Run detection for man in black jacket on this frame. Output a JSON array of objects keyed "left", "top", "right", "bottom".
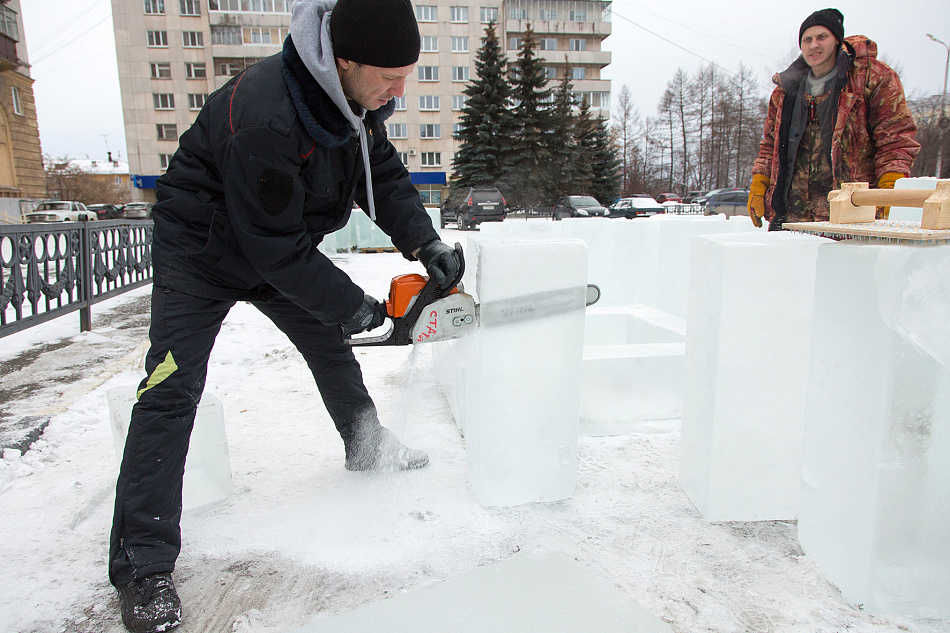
[{"left": 110, "top": 0, "right": 459, "bottom": 630}]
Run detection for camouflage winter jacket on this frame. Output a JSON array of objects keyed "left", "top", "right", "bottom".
[{"left": 751, "top": 36, "right": 920, "bottom": 223}]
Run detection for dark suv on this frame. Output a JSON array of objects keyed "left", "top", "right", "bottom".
[
  {"left": 552, "top": 195, "right": 609, "bottom": 220},
  {"left": 440, "top": 187, "right": 507, "bottom": 230},
  {"left": 701, "top": 189, "right": 750, "bottom": 218}
]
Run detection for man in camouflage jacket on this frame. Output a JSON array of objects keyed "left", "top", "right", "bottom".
[{"left": 748, "top": 8, "right": 919, "bottom": 229}]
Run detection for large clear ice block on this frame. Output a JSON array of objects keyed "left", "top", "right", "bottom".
[{"left": 799, "top": 242, "right": 950, "bottom": 618}]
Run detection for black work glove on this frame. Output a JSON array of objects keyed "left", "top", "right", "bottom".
[
  {"left": 417, "top": 240, "right": 460, "bottom": 286},
  {"left": 341, "top": 294, "right": 386, "bottom": 336}
]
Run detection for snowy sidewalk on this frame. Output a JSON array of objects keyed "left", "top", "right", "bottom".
[{"left": 0, "top": 250, "right": 946, "bottom": 633}]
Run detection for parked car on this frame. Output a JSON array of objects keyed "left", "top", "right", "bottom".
[
  {"left": 683, "top": 190, "right": 710, "bottom": 204},
  {"left": 552, "top": 196, "right": 609, "bottom": 220},
  {"left": 701, "top": 189, "right": 750, "bottom": 218},
  {"left": 24, "top": 201, "right": 96, "bottom": 223},
  {"left": 440, "top": 186, "right": 507, "bottom": 230},
  {"left": 655, "top": 193, "right": 682, "bottom": 204},
  {"left": 608, "top": 196, "right": 666, "bottom": 219},
  {"left": 87, "top": 203, "right": 123, "bottom": 220},
  {"left": 121, "top": 202, "right": 154, "bottom": 220}
]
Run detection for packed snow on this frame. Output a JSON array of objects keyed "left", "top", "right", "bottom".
[{"left": 1, "top": 228, "right": 948, "bottom": 633}]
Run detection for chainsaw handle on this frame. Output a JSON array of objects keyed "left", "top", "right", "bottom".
[
  {"left": 442, "top": 242, "right": 465, "bottom": 295},
  {"left": 344, "top": 243, "right": 466, "bottom": 347}
]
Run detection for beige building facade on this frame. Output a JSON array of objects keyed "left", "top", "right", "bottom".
[
  {"left": 0, "top": 0, "right": 48, "bottom": 217},
  {"left": 111, "top": 0, "right": 611, "bottom": 204}
]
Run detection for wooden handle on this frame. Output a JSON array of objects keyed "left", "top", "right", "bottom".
[{"left": 827, "top": 188, "right": 934, "bottom": 208}]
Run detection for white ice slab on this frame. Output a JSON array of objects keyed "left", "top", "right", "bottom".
[
  {"left": 799, "top": 241, "right": 950, "bottom": 619},
  {"left": 291, "top": 550, "right": 672, "bottom": 633},
  {"left": 108, "top": 387, "right": 233, "bottom": 509},
  {"left": 581, "top": 306, "right": 686, "bottom": 435},
  {"left": 464, "top": 236, "right": 587, "bottom": 506},
  {"left": 679, "top": 231, "right": 825, "bottom": 522}
]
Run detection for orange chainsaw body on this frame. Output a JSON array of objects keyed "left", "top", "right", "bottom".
[{"left": 386, "top": 273, "right": 459, "bottom": 318}]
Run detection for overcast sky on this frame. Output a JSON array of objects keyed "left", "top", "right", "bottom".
[{"left": 21, "top": 0, "right": 950, "bottom": 162}]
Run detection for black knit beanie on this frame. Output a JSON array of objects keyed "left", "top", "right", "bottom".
[
  {"left": 799, "top": 8, "right": 844, "bottom": 46},
  {"left": 330, "top": 0, "right": 421, "bottom": 68}
]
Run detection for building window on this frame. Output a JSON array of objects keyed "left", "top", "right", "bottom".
[
  {"left": 388, "top": 123, "right": 407, "bottom": 138},
  {"left": 572, "top": 67, "right": 586, "bottom": 80},
  {"left": 179, "top": 0, "right": 200, "bottom": 15},
  {"left": 211, "top": 26, "right": 242, "bottom": 45},
  {"left": 397, "top": 151, "right": 409, "bottom": 166},
  {"left": 451, "top": 37, "right": 468, "bottom": 52},
  {"left": 182, "top": 31, "right": 204, "bottom": 47},
  {"left": 570, "top": 9, "right": 587, "bottom": 21},
  {"left": 419, "top": 124, "right": 441, "bottom": 139},
  {"left": 11, "top": 86, "right": 21, "bottom": 115},
  {"left": 452, "top": 95, "right": 467, "bottom": 110},
  {"left": 144, "top": 0, "right": 165, "bottom": 15},
  {"left": 480, "top": 7, "right": 497, "bottom": 23},
  {"left": 450, "top": 6, "right": 467, "bottom": 22},
  {"left": 185, "top": 62, "right": 206, "bottom": 78},
  {"left": 160, "top": 154, "right": 174, "bottom": 170},
  {"left": 419, "top": 95, "right": 440, "bottom": 111},
  {"left": 243, "top": 26, "right": 287, "bottom": 44},
  {"left": 418, "top": 66, "right": 439, "bottom": 82},
  {"left": 147, "top": 30, "right": 168, "bottom": 47},
  {"left": 539, "top": 9, "right": 557, "bottom": 20},
  {"left": 543, "top": 67, "right": 557, "bottom": 79},
  {"left": 570, "top": 39, "right": 586, "bottom": 51},
  {"left": 451, "top": 66, "right": 469, "bottom": 82},
  {"left": 0, "top": 5, "right": 20, "bottom": 41},
  {"left": 415, "top": 5, "right": 437, "bottom": 21},
  {"left": 453, "top": 123, "right": 463, "bottom": 136},
  {"left": 156, "top": 123, "right": 178, "bottom": 140},
  {"left": 209, "top": 0, "right": 239, "bottom": 8},
  {"left": 421, "top": 152, "right": 441, "bottom": 167},
  {"left": 188, "top": 93, "right": 208, "bottom": 109},
  {"left": 153, "top": 93, "right": 175, "bottom": 109},
  {"left": 510, "top": 8, "right": 527, "bottom": 19},
  {"left": 509, "top": 37, "right": 521, "bottom": 50},
  {"left": 539, "top": 38, "right": 557, "bottom": 50},
  {"left": 393, "top": 96, "right": 406, "bottom": 111},
  {"left": 217, "top": 60, "right": 244, "bottom": 75},
  {"left": 150, "top": 62, "right": 172, "bottom": 78},
  {"left": 421, "top": 36, "right": 438, "bottom": 52}
]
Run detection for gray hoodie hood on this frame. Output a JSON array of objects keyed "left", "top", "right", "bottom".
[{"left": 289, "top": 0, "right": 379, "bottom": 220}]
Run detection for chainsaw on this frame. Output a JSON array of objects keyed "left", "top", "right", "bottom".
[{"left": 343, "top": 242, "right": 600, "bottom": 347}]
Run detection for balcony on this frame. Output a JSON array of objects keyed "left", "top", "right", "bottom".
[
  {"left": 505, "top": 19, "right": 611, "bottom": 38},
  {"left": 0, "top": 33, "right": 18, "bottom": 71}
]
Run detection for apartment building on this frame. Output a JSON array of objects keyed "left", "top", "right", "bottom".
[
  {"left": 111, "top": 0, "right": 611, "bottom": 204},
  {"left": 0, "top": 0, "right": 48, "bottom": 216}
]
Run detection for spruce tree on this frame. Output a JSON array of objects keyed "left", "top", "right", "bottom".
[
  {"left": 590, "top": 109, "right": 622, "bottom": 204},
  {"left": 506, "top": 25, "right": 555, "bottom": 209},
  {"left": 549, "top": 65, "right": 579, "bottom": 198},
  {"left": 576, "top": 98, "right": 620, "bottom": 205},
  {"left": 451, "top": 22, "right": 515, "bottom": 192}
]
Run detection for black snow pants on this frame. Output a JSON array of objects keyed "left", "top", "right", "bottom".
[{"left": 109, "top": 285, "right": 379, "bottom": 587}]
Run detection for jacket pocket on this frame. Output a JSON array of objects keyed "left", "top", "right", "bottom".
[{"left": 188, "top": 206, "right": 230, "bottom": 267}]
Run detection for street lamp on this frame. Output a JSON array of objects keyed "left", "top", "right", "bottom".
[{"left": 927, "top": 33, "right": 949, "bottom": 178}]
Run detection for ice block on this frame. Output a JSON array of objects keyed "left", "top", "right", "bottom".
[
  {"left": 108, "top": 387, "right": 233, "bottom": 509},
  {"left": 679, "top": 231, "right": 824, "bottom": 521},
  {"left": 799, "top": 241, "right": 950, "bottom": 618}
]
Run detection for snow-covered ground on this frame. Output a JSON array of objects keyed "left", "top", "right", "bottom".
[{"left": 1, "top": 232, "right": 948, "bottom": 633}]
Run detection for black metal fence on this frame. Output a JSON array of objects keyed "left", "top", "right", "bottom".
[{"left": 0, "top": 219, "right": 153, "bottom": 338}]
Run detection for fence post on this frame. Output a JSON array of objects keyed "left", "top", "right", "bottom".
[{"left": 79, "top": 218, "right": 93, "bottom": 332}]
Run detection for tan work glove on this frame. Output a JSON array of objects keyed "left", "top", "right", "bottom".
[
  {"left": 748, "top": 173, "right": 770, "bottom": 228},
  {"left": 875, "top": 172, "right": 902, "bottom": 220}
]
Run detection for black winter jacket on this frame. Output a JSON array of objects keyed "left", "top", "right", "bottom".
[{"left": 151, "top": 41, "right": 438, "bottom": 325}]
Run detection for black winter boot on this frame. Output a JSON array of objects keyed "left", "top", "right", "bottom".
[
  {"left": 345, "top": 426, "right": 429, "bottom": 471},
  {"left": 117, "top": 572, "right": 182, "bottom": 633}
]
